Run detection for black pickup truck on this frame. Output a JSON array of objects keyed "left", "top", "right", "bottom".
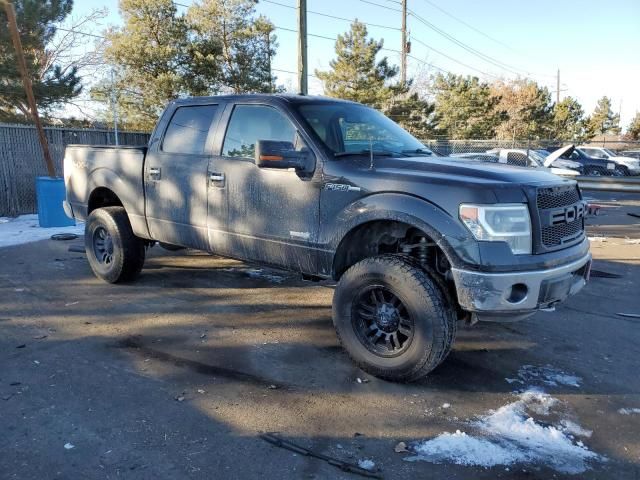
[{"left": 63, "top": 94, "right": 591, "bottom": 382}]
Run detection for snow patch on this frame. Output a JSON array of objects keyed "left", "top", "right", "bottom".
[
  {"left": 0, "top": 215, "right": 84, "bottom": 248},
  {"left": 517, "top": 364, "right": 581, "bottom": 388},
  {"left": 618, "top": 408, "right": 640, "bottom": 415},
  {"left": 587, "top": 236, "right": 608, "bottom": 242},
  {"left": 624, "top": 239, "right": 640, "bottom": 244},
  {"left": 357, "top": 459, "right": 375, "bottom": 471},
  {"left": 406, "top": 389, "right": 601, "bottom": 474},
  {"left": 561, "top": 420, "right": 592, "bottom": 438}
]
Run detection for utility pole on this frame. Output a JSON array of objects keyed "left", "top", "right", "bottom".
[
  {"left": 297, "top": 0, "right": 308, "bottom": 95},
  {"left": 2, "top": 0, "right": 56, "bottom": 177},
  {"left": 556, "top": 68, "right": 560, "bottom": 104},
  {"left": 401, "top": 0, "right": 408, "bottom": 86},
  {"left": 110, "top": 69, "right": 119, "bottom": 146}
]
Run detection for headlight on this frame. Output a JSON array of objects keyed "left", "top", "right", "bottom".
[{"left": 459, "top": 204, "right": 532, "bottom": 254}]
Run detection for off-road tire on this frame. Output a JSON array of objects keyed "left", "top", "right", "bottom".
[
  {"left": 614, "top": 165, "right": 629, "bottom": 176},
  {"left": 85, "top": 207, "right": 145, "bottom": 283},
  {"left": 332, "top": 254, "right": 456, "bottom": 382}
]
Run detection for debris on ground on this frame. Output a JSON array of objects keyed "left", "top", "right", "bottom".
[
  {"left": 16, "top": 344, "right": 26, "bottom": 349},
  {"left": 356, "top": 377, "right": 369, "bottom": 384},
  {"left": 64, "top": 443, "right": 75, "bottom": 450},
  {"left": 441, "top": 403, "right": 451, "bottom": 409},
  {"left": 260, "top": 433, "right": 381, "bottom": 479},
  {"left": 197, "top": 389, "right": 205, "bottom": 394},
  {"left": 394, "top": 441, "right": 409, "bottom": 453},
  {"left": 268, "top": 384, "right": 278, "bottom": 390}
]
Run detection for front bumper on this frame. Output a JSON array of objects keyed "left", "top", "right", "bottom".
[{"left": 452, "top": 251, "right": 591, "bottom": 321}]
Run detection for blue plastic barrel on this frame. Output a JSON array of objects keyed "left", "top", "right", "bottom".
[{"left": 35, "top": 176, "right": 75, "bottom": 228}]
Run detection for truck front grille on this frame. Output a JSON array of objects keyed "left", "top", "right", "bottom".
[
  {"left": 537, "top": 186, "right": 580, "bottom": 210},
  {"left": 536, "top": 185, "right": 585, "bottom": 250}
]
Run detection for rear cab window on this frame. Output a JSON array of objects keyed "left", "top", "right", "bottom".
[{"left": 162, "top": 105, "right": 218, "bottom": 155}]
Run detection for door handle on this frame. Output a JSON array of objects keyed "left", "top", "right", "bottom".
[
  {"left": 149, "top": 167, "right": 161, "bottom": 180},
  {"left": 209, "top": 172, "right": 225, "bottom": 186}
]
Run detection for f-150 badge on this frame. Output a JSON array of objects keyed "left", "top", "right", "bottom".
[{"left": 324, "top": 183, "right": 361, "bottom": 192}]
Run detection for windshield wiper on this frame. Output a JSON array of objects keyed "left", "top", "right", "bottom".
[
  {"left": 334, "top": 149, "right": 398, "bottom": 158},
  {"left": 401, "top": 148, "right": 433, "bottom": 156}
]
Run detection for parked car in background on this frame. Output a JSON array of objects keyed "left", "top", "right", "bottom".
[
  {"left": 620, "top": 149, "right": 640, "bottom": 160},
  {"left": 454, "top": 152, "right": 500, "bottom": 162},
  {"left": 577, "top": 146, "right": 640, "bottom": 176},
  {"left": 555, "top": 148, "right": 617, "bottom": 176},
  {"left": 534, "top": 149, "right": 584, "bottom": 174},
  {"left": 485, "top": 147, "right": 581, "bottom": 176}
]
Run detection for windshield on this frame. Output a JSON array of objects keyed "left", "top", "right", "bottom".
[
  {"left": 527, "top": 150, "right": 546, "bottom": 165},
  {"left": 603, "top": 148, "right": 617, "bottom": 156},
  {"left": 297, "top": 103, "right": 432, "bottom": 157}
]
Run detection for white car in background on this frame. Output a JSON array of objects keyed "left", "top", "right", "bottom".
[
  {"left": 577, "top": 146, "right": 640, "bottom": 176},
  {"left": 486, "top": 146, "right": 581, "bottom": 176}
]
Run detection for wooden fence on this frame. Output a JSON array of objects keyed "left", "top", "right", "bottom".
[{"left": 0, "top": 123, "right": 150, "bottom": 216}]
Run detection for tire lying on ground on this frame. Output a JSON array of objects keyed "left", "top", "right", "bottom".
[
  {"left": 85, "top": 206, "right": 145, "bottom": 283},
  {"left": 332, "top": 254, "right": 456, "bottom": 382}
]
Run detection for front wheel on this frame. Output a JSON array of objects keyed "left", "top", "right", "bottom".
[
  {"left": 614, "top": 166, "right": 629, "bottom": 177},
  {"left": 85, "top": 207, "right": 145, "bottom": 283},
  {"left": 585, "top": 167, "right": 602, "bottom": 177},
  {"left": 332, "top": 255, "right": 456, "bottom": 382}
]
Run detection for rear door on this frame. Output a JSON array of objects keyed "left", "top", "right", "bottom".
[
  {"left": 144, "top": 102, "right": 220, "bottom": 250},
  {"left": 206, "top": 102, "right": 321, "bottom": 272}
]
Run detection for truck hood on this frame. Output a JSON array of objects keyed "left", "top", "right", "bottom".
[{"left": 371, "top": 156, "right": 568, "bottom": 185}]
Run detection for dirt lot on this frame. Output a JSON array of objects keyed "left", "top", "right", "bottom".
[{"left": 1, "top": 191, "right": 639, "bottom": 480}]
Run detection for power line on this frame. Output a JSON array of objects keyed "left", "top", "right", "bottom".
[
  {"left": 410, "top": 37, "right": 497, "bottom": 78},
  {"left": 407, "top": 8, "right": 526, "bottom": 76},
  {"left": 262, "top": 0, "right": 401, "bottom": 31},
  {"left": 358, "top": 0, "right": 402, "bottom": 12}
]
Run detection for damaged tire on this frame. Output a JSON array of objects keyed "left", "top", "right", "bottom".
[
  {"left": 85, "top": 207, "right": 145, "bottom": 283},
  {"left": 332, "top": 254, "right": 456, "bottom": 382}
]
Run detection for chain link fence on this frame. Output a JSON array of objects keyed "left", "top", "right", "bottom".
[
  {"left": 1, "top": 123, "right": 639, "bottom": 217},
  {"left": 0, "top": 123, "right": 150, "bottom": 217}
]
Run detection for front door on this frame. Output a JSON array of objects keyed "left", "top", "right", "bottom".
[
  {"left": 144, "top": 103, "right": 220, "bottom": 250},
  {"left": 207, "top": 103, "right": 321, "bottom": 272}
]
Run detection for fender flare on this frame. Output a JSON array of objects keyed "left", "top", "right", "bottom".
[
  {"left": 86, "top": 167, "right": 150, "bottom": 239},
  {"left": 325, "top": 192, "right": 480, "bottom": 272}
]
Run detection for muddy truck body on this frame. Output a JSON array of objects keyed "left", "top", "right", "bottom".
[{"left": 64, "top": 94, "right": 591, "bottom": 381}]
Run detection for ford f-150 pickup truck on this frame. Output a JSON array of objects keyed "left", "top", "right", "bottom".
[{"left": 64, "top": 94, "right": 592, "bottom": 382}]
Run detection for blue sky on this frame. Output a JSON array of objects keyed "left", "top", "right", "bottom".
[{"left": 68, "top": 0, "right": 640, "bottom": 128}]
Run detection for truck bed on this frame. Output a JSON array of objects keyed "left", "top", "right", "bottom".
[{"left": 63, "top": 144, "right": 150, "bottom": 239}]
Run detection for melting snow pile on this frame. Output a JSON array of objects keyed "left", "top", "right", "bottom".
[
  {"left": 618, "top": 408, "right": 640, "bottom": 415},
  {"left": 406, "top": 388, "right": 600, "bottom": 474},
  {"left": 0, "top": 214, "right": 84, "bottom": 248}
]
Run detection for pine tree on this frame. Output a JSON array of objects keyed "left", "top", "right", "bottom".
[
  {"left": 432, "top": 73, "right": 502, "bottom": 139},
  {"left": 316, "top": 21, "right": 399, "bottom": 108},
  {"left": 386, "top": 93, "right": 440, "bottom": 141},
  {"left": 625, "top": 112, "right": 640, "bottom": 140},
  {"left": 0, "top": 0, "right": 82, "bottom": 121},
  {"left": 551, "top": 97, "right": 587, "bottom": 141},
  {"left": 187, "top": 0, "right": 277, "bottom": 94},
  {"left": 588, "top": 96, "right": 621, "bottom": 136}
]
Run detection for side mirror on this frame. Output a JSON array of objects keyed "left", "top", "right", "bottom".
[{"left": 255, "top": 140, "right": 309, "bottom": 170}]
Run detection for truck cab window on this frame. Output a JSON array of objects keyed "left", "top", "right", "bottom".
[
  {"left": 162, "top": 105, "right": 218, "bottom": 155},
  {"left": 222, "top": 105, "right": 296, "bottom": 159}
]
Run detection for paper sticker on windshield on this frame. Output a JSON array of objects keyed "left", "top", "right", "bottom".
[{"left": 324, "top": 183, "right": 361, "bottom": 192}]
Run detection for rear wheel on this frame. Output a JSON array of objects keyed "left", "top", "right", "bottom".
[
  {"left": 85, "top": 207, "right": 145, "bottom": 283},
  {"left": 332, "top": 255, "right": 456, "bottom": 382}
]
